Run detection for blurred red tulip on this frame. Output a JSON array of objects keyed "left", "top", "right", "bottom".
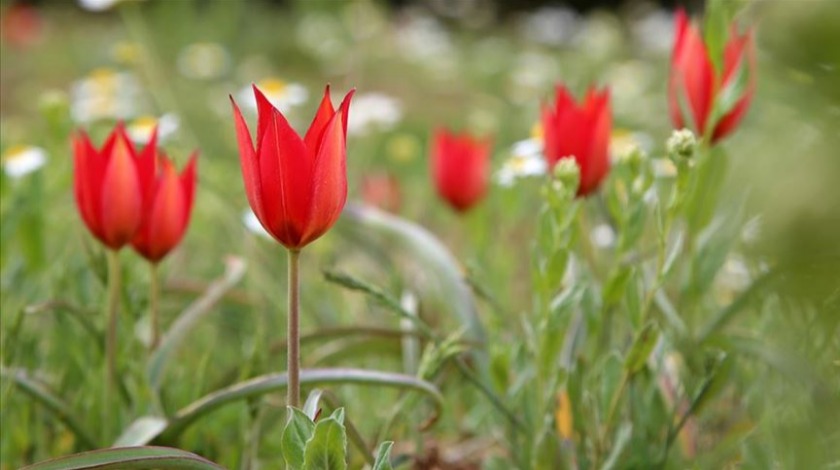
[
  {"left": 131, "top": 150, "right": 197, "bottom": 263},
  {"left": 231, "top": 84, "right": 354, "bottom": 250},
  {"left": 541, "top": 85, "right": 611, "bottom": 197},
  {"left": 73, "top": 125, "right": 150, "bottom": 250},
  {"left": 361, "top": 173, "right": 402, "bottom": 214},
  {"left": 669, "top": 9, "right": 756, "bottom": 143},
  {"left": 431, "top": 128, "right": 491, "bottom": 213},
  {"left": 1, "top": 3, "right": 43, "bottom": 49}
]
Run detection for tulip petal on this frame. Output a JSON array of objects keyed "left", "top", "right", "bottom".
[
  {"left": 100, "top": 133, "right": 142, "bottom": 249},
  {"left": 179, "top": 153, "right": 198, "bottom": 233},
  {"left": 670, "top": 14, "right": 715, "bottom": 135},
  {"left": 145, "top": 161, "right": 187, "bottom": 262},
  {"left": 231, "top": 96, "right": 268, "bottom": 229},
  {"left": 579, "top": 89, "right": 611, "bottom": 195},
  {"left": 73, "top": 132, "right": 106, "bottom": 240},
  {"left": 300, "top": 109, "right": 347, "bottom": 244},
  {"left": 712, "top": 28, "right": 755, "bottom": 142},
  {"left": 258, "top": 103, "right": 311, "bottom": 247},
  {"left": 303, "top": 85, "right": 335, "bottom": 157}
]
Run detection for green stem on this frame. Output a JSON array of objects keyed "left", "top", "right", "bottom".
[
  {"left": 149, "top": 262, "right": 161, "bottom": 350},
  {"left": 287, "top": 249, "right": 301, "bottom": 408},
  {"left": 104, "top": 249, "right": 121, "bottom": 439}
]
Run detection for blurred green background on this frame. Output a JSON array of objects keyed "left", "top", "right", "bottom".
[{"left": 1, "top": 0, "right": 839, "bottom": 468}]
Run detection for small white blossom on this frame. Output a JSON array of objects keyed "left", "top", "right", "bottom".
[
  {"left": 2, "top": 145, "right": 47, "bottom": 179},
  {"left": 127, "top": 114, "right": 179, "bottom": 144},
  {"left": 590, "top": 223, "right": 617, "bottom": 249},
  {"left": 518, "top": 6, "right": 579, "bottom": 46},
  {"left": 238, "top": 78, "right": 308, "bottom": 114},
  {"left": 347, "top": 93, "right": 402, "bottom": 136},
  {"left": 70, "top": 68, "right": 140, "bottom": 123},
  {"left": 495, "top": 138, "right": 547, "bottom": 187}
]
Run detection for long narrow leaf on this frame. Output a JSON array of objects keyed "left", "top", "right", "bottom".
[
  {"left": 21, "top": 446, "right": 224, "bottom": 470},
  {"left": 158, "top": 368, "right": 444, "bottom": 442}
]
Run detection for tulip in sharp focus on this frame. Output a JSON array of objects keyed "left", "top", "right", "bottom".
[
  {"left": 541, "top": 85, "right": 611, "bottom": 197},
  {"left": 131, "top": 150, "right": 197, "bottom": 263},
  {"left": 669, "top": 9, "right": 756, "bottom": 143},
  {"left": 231, "top": 84, "right": 354, "bottom": 250},
  {"left": 431, "top": 128, "right": 491, "bottom": 213},
  {"left": 73, "top": 124, "right": 152, "bottom": 250}
]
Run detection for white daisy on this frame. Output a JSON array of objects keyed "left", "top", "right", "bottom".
[
  {"left": 495, "top": 138, "right": 548, "bottom": 187},
  {"left": 518, "top": 6, "right": 579, "bottom": 46},
  {"left": 176, "top": 42, "right": 231, "bottom": 81},
  {"left": 347, "top": 93, "right": 402, "bottom": 136},
  {"left": 238, "top": 78, "right": 308, "bottom": 114},
  {"left": 2, "top": 145, "right": 47, "bottom": 179},
  {"left": 78, "top": 0, "right": 142, "bottom": 12},
  {"left": 126, "top": 114, "right": 179, "bottom": 144},
  {"left": 70, "top": 68, "right": 140, "bottom": 124}
]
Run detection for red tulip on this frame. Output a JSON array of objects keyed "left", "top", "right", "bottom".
[
  {"left": 430, "top": 128, "right": 491, "bottom": 213},
  {"left": 131, "top": 150, "right": 197, "bottom": 263},
  {"left": 541, "top": 85, "right": 611, "bottom": 197},
  {"left": 231, "top": 84, "right": 354, "bottom": 250},
  {"left": 669, "top": 9, "right": 756, "bottom": 143},
  {"left": 74, "top": 125, "right": 151, "bottom": 250}
]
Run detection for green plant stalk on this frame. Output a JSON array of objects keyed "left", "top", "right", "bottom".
[
  {"left": 104, "top": 249, "right": 121, "bottom": 439},
  {"left": 287, "top": 249, "right": 301, "bottom": 408},
  {"left": 149, "top": 262, "right": 161, "bottom": 350}
]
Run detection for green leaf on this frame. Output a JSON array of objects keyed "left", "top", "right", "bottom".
[
  {"left": 704, "top": 0, "right": 729, "bottom": 73},
  {"left": 283, "top": 407, "right": 316, "bottom": 470},
  {"left": 147, "top": 256, "right": 246, "bottom": 390},
  {"left": 20, "top": 446, "right": 225, "bottom": 470},
  {"left": 372, "top": 442, "right": 395, "bottom": 470},
  {"left": 603, "top": 267, "right": 633, "bottom": 307},
  {"left": 624, "top": 322, "right": 659, "bottom": 375},
  {"left": 159, "top": 368, "right": 444, "bottom": 443},
  {"left": 328, "top": 407, "right": 345, "bottom": 425},
  {"left": 302, "top": 415, "right": 348, "bottom": 470},
  {"left": 113, "top": 416, "right": 168, "bottom": 446}
]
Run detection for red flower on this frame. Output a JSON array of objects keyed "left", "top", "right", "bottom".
[
  {"left": 231, "top": 84, "right": 354, "bottom": 250},
  {"left": 131, "top": 149, "right": 197, "bottom": 263},
  {"left": 541, "top": 85, "right": 611, "bottom": 197},
  {"left": 73, "top": 125, "right": 150, "bottom": 250},
  {"left": 669, "top": 9, "right": 756, "bottom": 143},
  {"left": 361, "top": 173, "right": 402, "bottom": 214},
  {"left": 430, "top": 128, "right": 491, "bottom": 213}
]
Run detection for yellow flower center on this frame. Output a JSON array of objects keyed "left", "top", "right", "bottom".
[
  {"left": 258, "top": 78, "right": 288, "bottom": 96},
  {"left": 130, "top": 115, "right": 158, "bottom": 131},
  {"left": 2, "top": 144, "right": 32, "bottom": 162}
]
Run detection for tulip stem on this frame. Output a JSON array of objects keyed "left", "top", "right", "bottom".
[
  {"left": 149, "top": 262, "right": 160, "bottom": 350},
  {"left": 287, "top": 249, "right": 301, "bottom": 408},
  {"left": 104, "top": 249, "right": 121, "bottom": 438}
]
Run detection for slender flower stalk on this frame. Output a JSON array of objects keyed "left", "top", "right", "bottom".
[
  {"left": 149, "top": 262, "right": 160, "bottom": 349},
  {"left": 287, "top": 249, "right": 301, "bottom": 407},
  {"left": 104, "top": 249, "right": 121, "bottom": 436}
]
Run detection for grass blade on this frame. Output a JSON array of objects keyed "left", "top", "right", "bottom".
[
  {"left": 158, "top": 368, "right": 444, "bottom": 443},
  {"left": 20, "top": 446, "right": 224, "bottom": 470}
]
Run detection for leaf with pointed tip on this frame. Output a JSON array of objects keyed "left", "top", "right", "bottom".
[
  {"left": 303, "top": 389, "right": 324, "bottom": 421},
  {"left": 372, "top": 442, "right": 395, "bottom": 470},
  {"left": 282, "top": 407, "right": 316, "bottom": 470},
  {"left": 302, "top": 417, "right": 347, "bottom": 470},
  {"left": 624, "top": 322, "right": 659, "bottom": 375}
]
